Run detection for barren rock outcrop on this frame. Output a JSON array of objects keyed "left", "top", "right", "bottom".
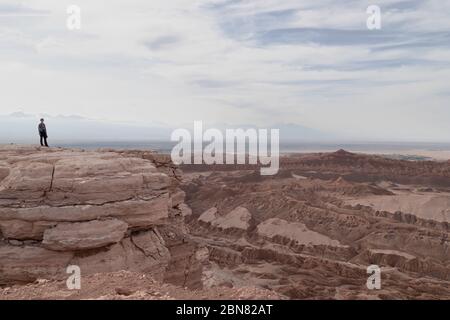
[
  {"left": 2, "top": 147, "right": 450, "bottom": 300},
  {"left": 199, "top": 206, "right": 252, "bottom": 232},
  {"left": 256, "top": 218, "right": 345, "bottom": 247},
  {"left": 0, "top": 146, "right": 200, "bottom": 287},
  {"left": 182, "top": 151, "right": 450, "bottom": 299},
  {"left": 42, "top": 219, "right": 128, "bottom": 251}
]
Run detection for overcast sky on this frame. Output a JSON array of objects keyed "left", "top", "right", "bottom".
[{"left": 1, "top": 0, "right": 449, "bottom": 141}]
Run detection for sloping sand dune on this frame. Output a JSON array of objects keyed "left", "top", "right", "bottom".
[{"left": 346, "top": 191, "right": 450, "bottom": 223}]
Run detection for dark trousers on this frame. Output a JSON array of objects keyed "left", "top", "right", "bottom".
[{"left": 40, "top": 135, "right": 49, "bottom": 147}]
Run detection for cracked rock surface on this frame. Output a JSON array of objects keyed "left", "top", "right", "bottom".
[{"left": 0, "top": 146, "right": 201, "bottom": 288}]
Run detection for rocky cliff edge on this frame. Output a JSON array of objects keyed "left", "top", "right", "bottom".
[{"left": 0, "top": 145, "right": 200, "bottom": 288}]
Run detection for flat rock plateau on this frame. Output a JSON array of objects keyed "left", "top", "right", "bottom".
[{"left": 1, "top": 146, "right": 449, "bottom": 299}]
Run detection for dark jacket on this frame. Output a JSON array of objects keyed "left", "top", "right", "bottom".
[{"left": 38, "top": 123, "right": 47, "bottom": 138}]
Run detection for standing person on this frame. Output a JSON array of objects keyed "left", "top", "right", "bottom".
[{"left": 38, "top": 118, "right": 49, "bottom": 147}]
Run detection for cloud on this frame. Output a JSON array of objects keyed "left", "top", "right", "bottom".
[
  {"left": 0, "top": 3, "right": 50, "bottom": 16},
  {"left": 0, "top": 0, "right": 449, "bottom": 141},
  {"left": 144, "top": 35, "right": 181, "bottom": 51}
]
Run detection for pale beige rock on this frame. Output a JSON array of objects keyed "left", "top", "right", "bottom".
[
  {"left": 42, "top": 219, "right": 128, "bottom": 251},
  {"left": 198, "top": 207, "right": 218, "bottom": 224},
  {"left": 179, "top": 203, "right": 193, "bottom": 217},
  {"left": 257, "top": 218, "right": 344, "bottom": 247},
  {"left": 346, "top": 191, "right": 450, "bottom": 223},
  {"left": 215, "top": 207, "right": 252, "bottom": 230},
  {"left": 199, "top": 206, "right": 251, "bottom": 231}
]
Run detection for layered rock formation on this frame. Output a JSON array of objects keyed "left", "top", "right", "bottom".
[
  {"left": 182, "top": 149, "right": 450, "bottom": 187},
  {"left": 2, "top": 147, "right": 450, "bottom": 300},
  {"left": 182, "top": 151, "right": 450, "bottom": 299},
  {"left": 0, "top": 145, "right": 201, "bottom": 287}
]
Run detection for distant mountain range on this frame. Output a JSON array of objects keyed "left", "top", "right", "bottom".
[
  {"left": 0, "top": 112, "right": 173, "bottom": 143},
  {"left": 0, "top": 112, "right": 334, "bottom": 144}
]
